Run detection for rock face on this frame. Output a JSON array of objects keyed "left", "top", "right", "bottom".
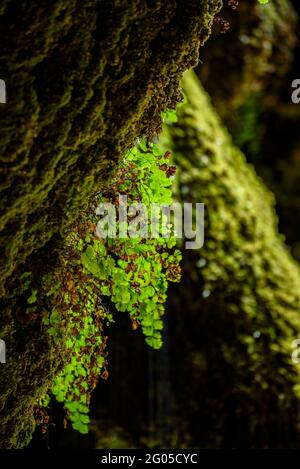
[{"left": 0, "top": 0, "right": 221, "bottom": 448}]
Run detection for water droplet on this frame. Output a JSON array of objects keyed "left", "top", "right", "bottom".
[
  {"left": 202, "top": 289, "right": 211, "bottom": 299},
  {"left": 181, "top": 185, "right": 189, "bottom": 195},
  {"left": 197, "top": 258, "right": 207, "bottom": 268}
]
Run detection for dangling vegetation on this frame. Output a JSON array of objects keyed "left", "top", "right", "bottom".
[{"left": 39, "top": 123, "right": 181, "bottom": 433}]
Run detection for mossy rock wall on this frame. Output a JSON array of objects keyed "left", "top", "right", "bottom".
[
  {"left": 164, "top": 71, "right": 300, "bottom": 448},
  {"left": 0, "top": 0, "right": 221, "bottom": 296},
  {"left": 0, "top": 1, "right": 221, "bottom": 448},
  {"left": 197, "top": 0, "right": 300, "bottom": 261}
]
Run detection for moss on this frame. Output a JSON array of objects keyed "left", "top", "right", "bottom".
[
  {"left": 163, "top": 71, "right": 300, "bottom": 448},
  {"left": 0, "top": 0, "right": 221, "bottom": 448},
  {"left": 199, "top": 1, "right": 300, "bottom": 262}
]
